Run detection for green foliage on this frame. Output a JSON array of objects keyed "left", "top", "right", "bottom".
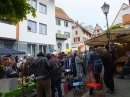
[
  {"left": 103, "top": 25, "right": 124, "bottom": 33},
  {"left": 0, "top": 0, "right": 36, "bottom": 24}
]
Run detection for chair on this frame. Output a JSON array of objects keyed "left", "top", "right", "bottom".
[
  {"left": 86, "top": 73, "right": 106, "bottom": 97},
  {"left": 72, "top": 73, "right": 86, "bottom": 97}
]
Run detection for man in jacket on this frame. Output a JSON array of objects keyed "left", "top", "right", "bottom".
[
  {"left": 46, "top": 53, "right": 64, "bottom": 97},
  {"left": 30, "top": 52, "right": 51, "bottom": 97}
]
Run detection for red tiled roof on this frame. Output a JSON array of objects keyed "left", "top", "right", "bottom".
[{"left": 55, "top": 7, "right": 72, "bottom": 21}]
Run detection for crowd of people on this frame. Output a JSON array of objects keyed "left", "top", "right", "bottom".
[{"left": 1, "top": 46, "right": 130, "bottom": 97}]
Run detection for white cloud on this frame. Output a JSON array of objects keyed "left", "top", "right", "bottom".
[{"left": 55, "top": 0, "right": 129, "bottom": 29}]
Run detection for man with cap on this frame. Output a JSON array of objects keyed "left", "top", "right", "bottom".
[
  {"left": 30, "top": 52, "right": 51, "bottom": 97},
  {"left": 117, "top": 51, "right": 130, "bottom": 79}
]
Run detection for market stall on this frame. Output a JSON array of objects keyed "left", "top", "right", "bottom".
[{"left": 84, "top": 29, "right": 130, "bottom": 73}]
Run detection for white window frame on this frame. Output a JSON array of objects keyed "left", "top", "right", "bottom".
[
  {"left": 39, "top": 23, "right": 47, "bottom": 35},
  {"left": 64, "top": 21, "right": 68, "bottom": 27},
  {"left": 27, "top": 20, "right": 37, "bottom": 33},
  {"left": 64, "top": 32, "right": 70, "bottom": 38},
  {"left": 56, "top": 19, "right": 61, "bottom": 25},
  {"left": 57, "top": 30, "right": 61, "bottom": 34},
  {"left": 39, "top": 3, "right": 47, "bottom": 14},
  {"left": 30, "top": 0, "right": 37, "bottom": 10}
]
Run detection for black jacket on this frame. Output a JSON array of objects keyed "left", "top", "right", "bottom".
[{"left": 30, "top": 56, "right": 50, "bottom": 77}]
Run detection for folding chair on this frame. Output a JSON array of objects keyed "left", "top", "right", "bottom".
[
  {"left": 72, "top": 73, "right": 86, "bottom": 97},
  {"left": 86, "top": 73, "right": 106, "bottom": 97}
]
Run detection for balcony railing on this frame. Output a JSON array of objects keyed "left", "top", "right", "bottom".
[{"left": 56, "top": 34, "right": 68, "bottom": 40}]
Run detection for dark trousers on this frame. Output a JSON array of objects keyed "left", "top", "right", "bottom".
[
  {"left": 121, "top": 65, "right": 130, "bottom": 78},
  {"left": 51, "top": 77, "right": 62, "bottom": 97},
  {"left": 104, "top": 72, "right": 114, "bottom": 91}
]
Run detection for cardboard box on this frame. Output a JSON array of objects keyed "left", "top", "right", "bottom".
[{"left": 0, "top": 78, "right": 18, "bottom": 92}]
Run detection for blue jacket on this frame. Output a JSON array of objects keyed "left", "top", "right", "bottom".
[
  {"left": 94, "top": 54, "right": 101, "bottom": 65},
  {"left": 88, "top": 51, "right": 95, "bottom": 65}
]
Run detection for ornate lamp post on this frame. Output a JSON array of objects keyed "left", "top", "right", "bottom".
[{"left": 101, "top": 2, "right": 111, "bottom": 52}]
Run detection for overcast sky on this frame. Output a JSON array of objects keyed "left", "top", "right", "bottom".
[{"left": 55, "top": 0, "right": 129, "bottom": 30}]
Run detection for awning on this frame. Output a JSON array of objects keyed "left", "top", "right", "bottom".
[
  {"left": 84, "top": 29, "right": 130, "bottom": 46},
  {"left": 0, "top": 47, "right": 25, "bottom": 55}
]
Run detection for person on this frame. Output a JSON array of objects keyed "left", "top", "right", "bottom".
[
  {"left": 92, "top": 48, "right": 103, "bottom": 83},
  {"left": 23, "top": 57, "right": 34, "bottom": 77},
  {"left": 75, "top": 52, "right": 83, "bottom": 76},
  {"left": 6, "top": 60, "right": 18, "bottom": 78},
  {"left": 46, "top": 53, "right": 64, "bottom": 97},
  {"left": 0, "top": 58, "right": 9, "bottom": 79},
  {"left": 117, "top": 51, "right": 130, "bottom": 79},
  {"left": 30, "top": 52, "right": 51, "bottom": 97},
  {"left": 88, "top": 46, "right": 95, "bottom": 71},
  {"left": 97, "top": 47, "right": 115, "bottom": 94}
]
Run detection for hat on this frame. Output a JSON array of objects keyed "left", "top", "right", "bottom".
[
  {"left": 37, "top": 52, "right": 44, "bottom": 57},
  {"left": 126, "top": 51, "right": 130, "bottom": 55}
]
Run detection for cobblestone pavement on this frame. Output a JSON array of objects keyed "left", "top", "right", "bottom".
[{"left": 65, "top": 75, "right": 130, "bottom": 97}]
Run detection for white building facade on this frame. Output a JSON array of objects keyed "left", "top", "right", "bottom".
[
  {"left": 17, "top": 0, "right": 56, "bottom": 57},
  {"left": 0, "top": 19, "right": 16, "bottom": 49},
  {"left": 72, "top": 21, "right": 91, "bottom": 51},
  {"left": 112, "top": 3, "right": 130, "bottom": 28},
  {"left": 55, "top": 7, "right": 72, "bottom": 53}
]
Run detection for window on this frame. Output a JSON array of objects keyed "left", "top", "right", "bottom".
[
  {"left": 122, "top": 7, "right": 128, "bottom": 11},
  {"left": 72, "top": 26, "right": 74, "bottom": 29},
  {"left": 75, "top": 31, "right": 78, "bottom": 35},
  {"left": 57, "top": 30, "right": 61, "bottom": 34},
  {"left": 39, "top": 23, "right": 47, "bottom": 35},
  {"left": 66, "top": 43, "right": 69, "bottom": 49},
  {"left": 74, "top": 37, "right": 80, "bottom": 42},
  {"left": 56, "top": 19, "right": 61, "bottom": 25},
  {"left": 27, "top": 20, "right": 37, "bottom": 33},
  {"left": 64, "top": 21, "right": 68, "bottom": 27},
  {"left": 30, "top": 0, "right": 37, "bottom": 9},
  {"left": 39, "top": 3, "right": 47, "bottom": 14},
  {"left": 64, "top": 32, "right": 70, "bottom": 38}
]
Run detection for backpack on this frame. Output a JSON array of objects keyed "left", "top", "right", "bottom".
[{"left": 52, "top": 60, "right": 62, "bottom": 75}]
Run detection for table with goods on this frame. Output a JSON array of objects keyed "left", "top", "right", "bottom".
[{"left": 0, "top": 76, "right": 36, "bottom": 97}]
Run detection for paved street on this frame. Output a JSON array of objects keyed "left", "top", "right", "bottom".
[{"left": 65, "top": 75, "right": 130, "bottom": 97}]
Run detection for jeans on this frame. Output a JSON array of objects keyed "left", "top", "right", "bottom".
[
  {"left": 51, "top": 77, "right": 62, "bottom": 97},
  {"left": 36, "top": 78, "right": 51, "bottom": 97},
  {"left": 120, "top": 65, "right": 130, "bottom": 78},
  {"left": 93, "top": 63, "right": 102, "bottom": 73}
]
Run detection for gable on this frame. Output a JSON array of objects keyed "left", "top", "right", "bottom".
[
  {"left": 112, "top": 3, "right": 130, "bottom": 26},
  {"left": 91, "top": 24, "right": 103, "bottom": 38}
]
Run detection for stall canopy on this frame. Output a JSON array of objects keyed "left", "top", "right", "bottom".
[
  {"left": 0, "top": 47, "right": 25, "bottom": 55},
  {"left": 84, "top": 29, "right": 130, "bottom": 46}
]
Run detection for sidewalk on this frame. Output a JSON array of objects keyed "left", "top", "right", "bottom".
[{"left": 65, "top": 75, "right": 130, "bottom": 97}]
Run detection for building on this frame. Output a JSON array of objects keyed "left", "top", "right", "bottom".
[
  {"left": 91, "top": 24, "right": 104, "bottom": 38},
  {"left": 0, "top": 19, "right": 16, "bottom": 49},
  {"left": 112, "top": 3, "right": 130, "bottom": 28},
  {"left": 55, "top": 7, "right": 72, "bottom": 53},
  {"left": 84, "top": 25, "right": 94, "bottom": 34},
  {"left": 71, "top": 21, "right": 91, "bottom": 50},
  {"left": 16, "top": 0, "right": 56, "bottom": 57}
]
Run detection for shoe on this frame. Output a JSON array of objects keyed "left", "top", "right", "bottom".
[
  {"left": 105, "top": 89, "right": 110, "bottom": 94},
  {"left": 106, "top": 91, "right": 114, "bottom": 95},
  {"left": 117, "top": 76, "right": 124, "bottom": 79}
]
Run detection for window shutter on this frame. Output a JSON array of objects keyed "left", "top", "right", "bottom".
[
  {"left": 74, "top": 38, "right": 75, "bottom": 42},
  {"left": 78, "top": 37, "right": 80, "bottom": 41}
]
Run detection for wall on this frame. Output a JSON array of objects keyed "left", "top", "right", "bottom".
[
  {"left": 0, "top": 23, "right": 16, "bottom": 39},
  {"left": 71, "top": 23, "right": 83, "bottom": 48},
  {"left": 112, "top": 4, "right": 130, "bottom": 26},
  {"left": 55, "top": 18, "right": 72, "bottom": 50},
  {"left": 18, "top": 0, "right": 56, "bottom": 45}
]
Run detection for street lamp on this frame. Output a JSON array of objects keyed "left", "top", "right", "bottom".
[{"left": 101, "top": 2, "right": 111, "bottom": 52}]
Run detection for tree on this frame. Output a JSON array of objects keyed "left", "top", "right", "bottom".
[
  {"left": 103, "top": 25, "right": 124, "bottom": 33},
  {"left": 0, "top": 0, "right": 36, "bottom": 24}
]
